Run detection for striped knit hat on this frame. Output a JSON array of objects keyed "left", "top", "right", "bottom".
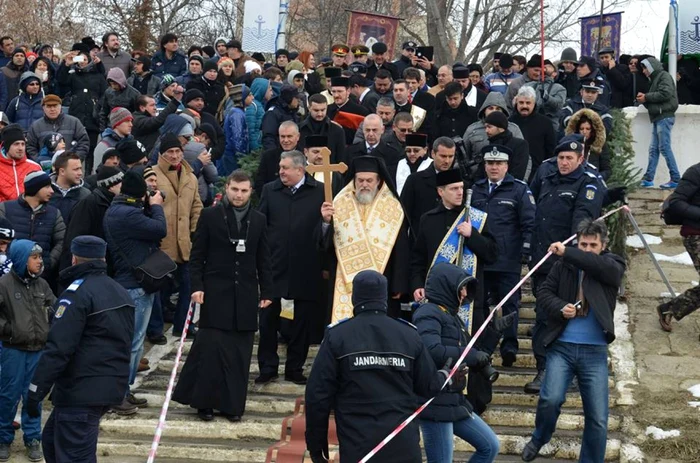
[{"left": 109, "top": 107, "right": 133, "bottom": 129}]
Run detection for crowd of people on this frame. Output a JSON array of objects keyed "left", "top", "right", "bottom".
[{"left": 0, "top": 29, "right": 689, "bottom": 462}]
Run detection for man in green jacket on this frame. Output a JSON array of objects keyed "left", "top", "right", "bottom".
[{"left": 637, "top": 57, "right": 680, "bottom": 190}]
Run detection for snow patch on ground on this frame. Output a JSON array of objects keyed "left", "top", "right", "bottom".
[
  {"left": 626, "top": 234, "right": 662, "bottom": 248},
  {"left": 653, "top": 252, "right": 694, "bottom": 266},
  {"left": 688, "top": 401, "right": 700, "bottom": 408},
  {"left": 645, "top": 426, "right": 681, "bottom": 439},
  {"left": 687, "top": 384, "right": 700, "bottom": 398}
]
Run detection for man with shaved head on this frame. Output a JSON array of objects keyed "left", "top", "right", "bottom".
[{"left": 429, "top": 65, "right": 453, "bottom": 96}]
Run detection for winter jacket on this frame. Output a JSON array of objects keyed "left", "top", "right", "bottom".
[
  {"left": 93, "top": 129, "right": 132, "bottom": 170},
  {"left": 524, "top": 77, "right": 567, "bottom": 133},
  {"left": 186, "top": 76, "right": 225, "bottom": 116},
  {"left": 0, "top": 152, "right": 42, "bottom": 201},
  {"left": 221, "top": 106, "right": 248, "bottom": 176},
  {"left": 6, "top": 72, "right": 45, "bottom": 131},
  {"left": 175, "top": 72, "right": 200, "bottom": 88},
  {"left": 510, "top": 110, "right": 556, "bottom": 182},
  {"left": 151, "top": 50, "right": 188, "bottom": 78},
  {"left": 26, "top": 113, "right": 90, "bottom": 161},
  {"left": 245, "top": 78, "right": 268, "bottom": 151},
  {"left": 558, "top": 96, "right": 613, "bottom": 138},
  {"left": 152, "top": 156, "right": 203, "bottom": 263},
  {"left": 463, "top": 92, "right": 524, "bottom": 162},
  {"left": 183, "top": 140, "right": 218, "bottom": 202},
  {"left": 413, "top": 263, "right": 486, "bottom": 421},
  {"left": 556, "top": 70, "right": 579, "bottom": 99},
  {"left": 538, "top": 247, "right": 625, "bottom": 347},
  {"left": 48, "top": 176, "right": 91, "bottom": 228},
  {"left": 0, "top": 242, "right": 55, "bottom": 351},
  {"left": 103, "top": 195, "right": 167, "bottom": 289},
  {"left": 483, "top": 71, "right": 521, "bottom": 95},
  {"left": 98, "top": 68, "right": 141, "bottom": 131},
  {"left": 641, "top": 57, "right": 679, "bottom": 123},
  {"left": 56, "top": 61, "right": 107, "bottom": 133},
  {"left": 132, "top": 98, "right": 180, "bottom": 153},
  {"left": 127, "top": 72, "right": 161, "bottom": 96},
  {"left": 1, "top": 61, "right": 26, "bottom": 103},
  {"left": 261, "top": 100, "right": 300, "bottom": 150},
  {"left": 96, "top": 50, "right": 134, "bottom": 78},
  {"left": 565, "top": 108, "right": 611, "bottom": 180},
  {"left": 668, "top": 163, "right": 700, "bottom": 231},
  {"left": 602, "top": 63, "right": 632, "bottom": 108},
  {"left": 154, "top": 91, "right": 185, "bottom": 114},
  {"left": 0, "top": 197, "right": 66, "bottom": 273}
]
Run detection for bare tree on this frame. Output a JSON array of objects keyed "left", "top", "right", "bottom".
[{"left": 0, "top": 0, "right": 86, "bottom": 50}]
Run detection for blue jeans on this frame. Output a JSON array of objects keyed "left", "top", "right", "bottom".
[
  {"left": 420, "top": 413, "right": 500, "bottom": 463},
  {"left": 532, "top": 341, "right": 609, "bottom": 462},
  {"left": 126, "top": 288, "right": 154, "bottom": 394},
  {"left": 644, "top": 116, "right": 680, "bottom": 182},
  {"left": 170, "top": 263, "right": 191, "bottom": 335},
  {"left": 0, "top": 347, "right": 42, "bottom": 444},
  {"left": 146, "top": 293, "right": 164, "bottom": 339}
]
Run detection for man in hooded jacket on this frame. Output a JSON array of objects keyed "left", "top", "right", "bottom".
[{"left": 260, "top": 84, "right": 300, "bottom": 151}]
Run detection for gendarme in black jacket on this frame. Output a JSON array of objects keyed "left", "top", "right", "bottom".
[
  {"left": 413, "top": 263, "right": 491, "bottom": 422},
  {"left": 668, "top": 162, "right": 700, "bottom": 230},
  {"left": 538, "top": 246, "right": 625, "bottom": 347}
]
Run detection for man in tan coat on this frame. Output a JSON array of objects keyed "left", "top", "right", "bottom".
[{"left": 152, "top": 132, "right": 203, "bottom": 337}]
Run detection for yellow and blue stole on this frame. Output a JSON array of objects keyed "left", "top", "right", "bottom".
[{"left": 429, "top": 207, "right": 487, "bottom": 332}]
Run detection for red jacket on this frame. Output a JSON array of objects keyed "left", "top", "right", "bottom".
[{"left": 0, "top": 153, "right": 41, "bottom": 202}]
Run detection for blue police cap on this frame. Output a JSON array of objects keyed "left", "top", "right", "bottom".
[
  {"left": 555, "top": 134, "right": 585, "bottom": 155},
  {"left": 71, "top": 235, "right": 107, "bottom": 259}
]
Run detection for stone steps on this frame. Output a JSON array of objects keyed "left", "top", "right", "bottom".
[{"left": 93, "top": 279, "right": 627, "bottom": 461}]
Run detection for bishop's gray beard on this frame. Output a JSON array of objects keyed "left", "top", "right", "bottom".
[{"left": 356, "top": 188, "right": 378, "bottom": 205}]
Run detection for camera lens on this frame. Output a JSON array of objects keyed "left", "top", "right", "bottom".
[{"left": 481, "top": 364, "right": 500, "bottom": 383}]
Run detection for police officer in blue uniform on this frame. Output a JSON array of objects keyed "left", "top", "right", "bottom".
[
  {"left": 305, "top": 270, "right": 460, "bottom": 463},
  {"left": 524, "top": 135, "right": 604, "bottom": 393},
  {"left": 472, "top": 145, "right": 536, "bottom": 367},
  {"left": 26, "top": 236, "right": 135, "bottom": 463}
]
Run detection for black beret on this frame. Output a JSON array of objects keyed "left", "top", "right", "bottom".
[{"left": 71, "top": 235, "right": 107, "bottom": 259}]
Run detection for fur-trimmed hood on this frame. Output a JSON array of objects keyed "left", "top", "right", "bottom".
[{"left": 565, "top": 108, "right": 606, "bottom": 153}]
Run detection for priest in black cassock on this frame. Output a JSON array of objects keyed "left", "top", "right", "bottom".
[
  {"left": 318, "top": 156, "right": 410, "bottom": 320},
  {"left": 408, "top": 168, "right": 500, "bottom": 414},
  {"left": 173, "top": 170, "right": 273, "bottom": 422},
  {"left": 327, "top": 76, "right": 370, "bottom": 145}
]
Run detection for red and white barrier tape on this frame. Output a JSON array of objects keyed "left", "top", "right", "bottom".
[
  {"left": 358, "top": 205, "right": 628, "bottom": 462},
  {"left": 146, "top": 301, "right": 197, "bottom": 463}
]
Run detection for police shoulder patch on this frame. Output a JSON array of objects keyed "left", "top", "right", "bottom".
[
  {"left": 584, "top": 171, "right": 598, "bottom": 179},
  {"left": 66, "top": 279, "right": 84, "bottom": 292},
  {"left": 54, "top": 299, "right": 72, "bottom": 319},
  {"left": 397, "top": 318, "right": 417, "bottom": 330},
  {"left": 327, "top": 317, "right": 350, "bottom": 329}
]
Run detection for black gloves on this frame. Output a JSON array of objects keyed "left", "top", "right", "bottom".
[
  {"left": 310, "top": 449, "right": 329, "bottom": 463},
  {"left": 491, "top": 311, "right": 517, "bottom": 334},
  {"left": 472, "top": 350, "right": 491, "bottom": 370},
  {"left": 25, "top": 394, "right": 41, "bottom": 418},
  {"left": 438, "top": 358, "right": 468, "bottom": 393},
  {"left": 607, "top": 186, "right": 628, "bottom": 205}
]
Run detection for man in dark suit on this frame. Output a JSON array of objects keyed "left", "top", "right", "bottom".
[
  {"left": 366, "top": 42, "right": 400, "bottom": 81},
  {"left": 256, "top": 150, "right": 325, "bottom": 385},
  {"left": 400, "top": 136, "right": 456, "bottom": 239},
  {"left": 255, "top": 121, "right": 300, "bottom": 197}
]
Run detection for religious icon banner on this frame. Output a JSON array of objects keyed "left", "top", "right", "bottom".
[
  {"left": 346, "top": 11, "right": 401, "bottom": 59},
  {"left": 580, "top": 12, "right": 622, "bottom": 58},
  {"left": 242, "top": 0, "right": 280, "bottom": 53},
  {"left": 678, "top": 2, "right": 700, "bottom": 54}
]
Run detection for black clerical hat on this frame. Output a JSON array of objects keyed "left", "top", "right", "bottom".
[
  {"left": 305, "top": 135, "right": 328, "bottom": 148},
  {"left": 436, "top": 169, "right": 462, "bottom": 187},
  {"left": 405, "top": 133, "right": 428, "bottom": 148}
]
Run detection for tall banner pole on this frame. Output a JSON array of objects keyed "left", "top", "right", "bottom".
[
  {"left": 669, "top": 0, "right": 678, "bottom": 86},
  {"left": 277, "top": 0, "right": 289, "bottom": 50}
]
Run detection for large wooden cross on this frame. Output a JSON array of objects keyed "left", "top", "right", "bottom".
[{"left": 306, "top": 147, "right": 348, "bottom": 203}]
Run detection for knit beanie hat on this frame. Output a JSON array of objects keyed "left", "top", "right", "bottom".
[
  {"left": 143, "top": 166, "right": 157, "bottom": 181},
  {"left": 0, "top": 217, "right": 15, "bottom": 240},
  {"left": 351, "top": 270, "right": 388, "bottom": 313},
  {"left": 110, "top": 107, "right": 133, "bottom": 129},
  {"left": 189, "top": 55, "right": 204, "bottom": 67},
  {"left": 184, "top": 88, "right": 205, "bottom": 105},
  {"left": 96, "top": 166, "right": 124, "bottom": 189},
  {"left": 160, "top": 74, "right": 176, "bottom": 91},
  {"left": 1, "top": 124, "right": 25, "bottom": 149},
  {"left": 484, "top": 111, "right": 509, "bottom": 130},
  {"left": 24, "top": 171, "right": 51, "bottom": 196},
  {"left": 160, "top": 133, "right": 183, "bottom": 154},
  {"left": 177, "top": 122, "right": 194, "bottom": 138},
  {"left": 217, "top": 57, "right": 234, "bottom": 70},
  {"left": 115, "top": 139, "right": 147, "bottom": 166},
  {"left": 203, "top": 60, "right": 218, "bottom": 74},
  {"left": 121, "top": 170, "right": 147, "bottom": 198}
]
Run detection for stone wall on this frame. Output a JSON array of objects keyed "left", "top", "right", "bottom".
[{"left": 624, "top": 105, "right": 700, "bottom": 183}]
